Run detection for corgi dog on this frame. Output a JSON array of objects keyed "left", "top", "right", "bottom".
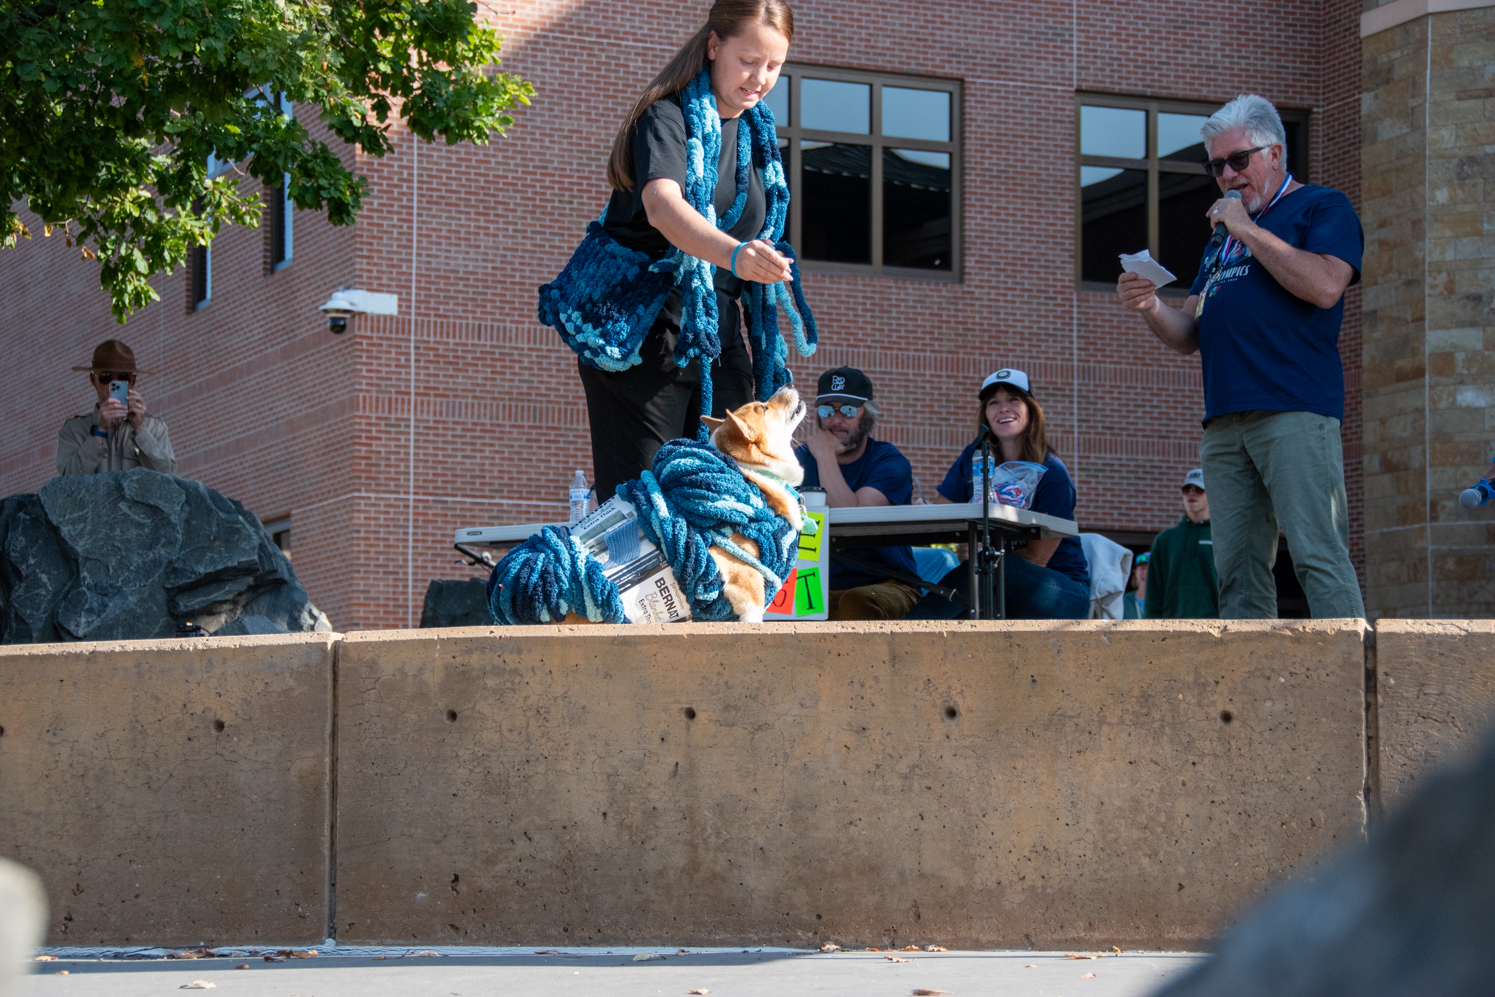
[{"left": 700, "top": 385, "right": 808, "bottom": 623}]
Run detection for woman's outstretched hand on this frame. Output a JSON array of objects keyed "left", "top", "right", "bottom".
[{"left": 732, "top": 240, "right": 793, "bottom": 284}]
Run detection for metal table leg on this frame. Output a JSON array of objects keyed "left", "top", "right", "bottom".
[
  {"left": 996, "top": 538, "right": 1006, "bottom": 620},
  {"left": 967, "top": 524, "right": 980, "bottom": 619}
]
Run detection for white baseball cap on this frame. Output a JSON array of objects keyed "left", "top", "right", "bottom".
[
  {"left": 1182, "top": 468, "right": 1206, "bottom": 491},
  {"left": 980, "top": 368, "right": 1031, "bottom": 397}
]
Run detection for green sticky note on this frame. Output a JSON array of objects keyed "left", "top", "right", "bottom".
[
  {"left": 794, "top": 566, "right": 824, "bottom": 616},
  {"left": 797, "top": 511, "right": 825, "bottom": 560}
]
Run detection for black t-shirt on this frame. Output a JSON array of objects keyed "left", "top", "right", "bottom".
[{"left": 604, "top": 96, "right": 766, "bottom": 297}]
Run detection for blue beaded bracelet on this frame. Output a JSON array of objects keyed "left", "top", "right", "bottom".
[{"left": 730, "top": 242, "right": 744, "bottom": 278}]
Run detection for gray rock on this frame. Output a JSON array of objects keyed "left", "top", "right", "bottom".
[
  {"left": 0, "top": 469, "right": 328, "bottom": 643},
  {"left": 212, "top": 614, "right": 284, "bottom": 637},
  {"left": 0, "top": 495, "right": 74, "bottom": 643},
  {"left": 420, "top": 578, "right": 492, "bottom": 628},
  {"left": 1154, "top": 731, "right": 1495, "bottom": 997}
]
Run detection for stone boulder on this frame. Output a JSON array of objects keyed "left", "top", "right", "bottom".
[
  {"left": 0, "top": 469, "right": 330, "bottom": 643},
  {"left": 1155, "top": 730, "right": 1495, "bottom": 997},
  {"left": 419, "top": 578, "right": 491, "bottom": 628}
]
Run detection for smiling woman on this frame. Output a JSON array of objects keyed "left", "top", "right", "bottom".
[{"left": 537, "top": 0, "right": 817, "bottom": 500}]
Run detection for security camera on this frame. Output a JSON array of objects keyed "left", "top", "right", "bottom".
[
  {"left": 319, "top": 289, "right": 356, "bottom": 334},
  {"left": 318, "top": 287, "right": 399, "bottom": 334}
]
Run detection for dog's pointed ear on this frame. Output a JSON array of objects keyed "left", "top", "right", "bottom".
[
  {"left": 725, "top": 410, "right": 757, "bottom": 440},
  {"left": 701, "top": 415, "right": 725, "bottom": 434}
]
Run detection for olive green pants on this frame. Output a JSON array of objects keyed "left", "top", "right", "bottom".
[{"left": 1200, "top": 410, "right": 1365, "bottom": 619}]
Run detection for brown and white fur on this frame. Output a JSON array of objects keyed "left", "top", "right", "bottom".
[{"left": 699, "top": 386, "right": 807, "bottom": 623}]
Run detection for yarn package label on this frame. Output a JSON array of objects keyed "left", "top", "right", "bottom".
[{"left": 574, "top": 496, "right": 691, "bottom": 623}]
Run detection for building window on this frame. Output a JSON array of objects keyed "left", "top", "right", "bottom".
[
  {"left": 261, "top": 516, "right": 291, "bottom": 561},
  {"left": 268, "top": 173, "right": 293, "bottom": 271},
  {"left": 1077, "top": 94, "right": 1308, "bottom": 291},
  {"left": 264, "top": 92, "right": 293, "bottom": 272},
  {"left": 764, "top": 66, "right": 961, "bottom": 280},
  {"left": 189, "top": 241, "right": 211, "bottom": 310}
]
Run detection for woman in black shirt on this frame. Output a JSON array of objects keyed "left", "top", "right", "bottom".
[{"left": 580, "top": 0, "right": 799, "bottom": 499}]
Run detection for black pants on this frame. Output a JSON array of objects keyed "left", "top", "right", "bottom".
[{"left": 580, "top": 288, "right": 754, "bottom": 501}]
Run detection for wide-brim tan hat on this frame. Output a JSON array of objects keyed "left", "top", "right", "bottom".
[{"left": 72, "top": 339, "right": 151, "bottom": 375}]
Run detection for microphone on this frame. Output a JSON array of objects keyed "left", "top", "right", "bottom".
[
  {"left": 1205, "top": 190, "right": 1243, "bottom": 258},
  {"left": 1461, "top": 480, "right": 1493, "bottom": 509}
]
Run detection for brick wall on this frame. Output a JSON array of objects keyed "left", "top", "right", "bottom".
[{"left": 0, "top": 0, "right": 1367, "bottom": 630}]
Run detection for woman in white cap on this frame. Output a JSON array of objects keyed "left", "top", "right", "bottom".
[{"left": 913, "top": 368, "right": 1089, "bottom": 619}]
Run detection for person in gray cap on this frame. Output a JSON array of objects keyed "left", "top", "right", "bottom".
[
  {"left": 56, "top": 339, "right": 177, "bottom": 476},
  {"left": 1144, "top": 468, "right": 1219, "bottom": 619}
]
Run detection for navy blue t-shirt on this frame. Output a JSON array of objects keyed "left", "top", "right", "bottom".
[
  {"left": 936, "top": 446, "right": 1089, "bottom": 588},
  {"left": 1188, "top": 184, "right": 1363, "bottom": 424},
  {"left": 795, "top": 439, "right": 920, "bottom": 590}
]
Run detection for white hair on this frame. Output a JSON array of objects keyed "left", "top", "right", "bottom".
[{"left": 1200, "top": 94, "right": 1286, "bottom": 154}]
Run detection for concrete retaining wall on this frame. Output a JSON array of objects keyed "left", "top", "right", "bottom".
[
  {"left": 1374, "top": 620, "right": 1495, "bottom": 810},
  {"left": 0, "top": 634, "right": 334, "bottom": 947},
  {"left": 10, "top": 618, "right": 1491, "bottom": 949},
  {"left": 333, "top": 621, "right": 1368, "bottom": 949}
]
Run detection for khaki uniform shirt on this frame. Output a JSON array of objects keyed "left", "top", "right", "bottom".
[{"left": 56, "top": 408, "right": 178, "bottom": 476}]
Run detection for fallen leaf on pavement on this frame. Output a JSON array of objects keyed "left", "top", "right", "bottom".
[
  {"left": 884, "top": 955, "right": 910, "bottom": 963},
  {"left": 235, "top": 963, "right": 249, "bottom": 969},
  {"left": 689, "top": 989, "right": 711, "bottom": 994},
  {"left": 262, "top": 956, "right": 282, "bottom": 963},
  {"left": 912, "top": 989, "right": 951, "bottom": 995},
  {"left": 1025, "top": 964, "right": 1038, "bottom": 969},
  {"left": 34, "top": 956, "right": 56, "bottom": 962},
  {"left": 925, "top": 945, "right": 948, "bottom": 952},
  {"left": 1112, "top": 946, "right": 1122, "bottom": 954},
  {"left": 819, "top": 944, "right": 841, "bottom": 953},
  {"left": 677, "top": 949, "right": 689, "bottom": 955},
  {"left": 634, "top": 953, "right": 666, "bottom": 962},
  {"left": 169, "top": 952, "right": 201, "bottom": 959},
  {"left": 54, "top": 971, "right": 68, "bottom": 976},
  {"left": 1082, "top": 972, "right": 1097, "bottom": 979},
  {"left": 412, "top": 950, "right": 440, "bottom": 957},
  {"left": 902, "top": 945, "right": 921, "bottom": 952},
  {"left": 1065, "top": 954, "right": 1095, "bottom": 960},
  {"left": 179, "top": 983, "right": 216, "bottom": 990}
]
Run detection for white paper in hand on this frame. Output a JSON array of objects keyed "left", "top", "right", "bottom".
[{"left": 1119, "top": 249, "right": 1177, "bottom": 288}]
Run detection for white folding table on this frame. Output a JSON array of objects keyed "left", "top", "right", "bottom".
[{"left": 454, "top": 501, "right": 1077, "bottom": 620}]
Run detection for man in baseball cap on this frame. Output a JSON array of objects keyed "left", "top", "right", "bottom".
[
  {"left": 794, "top": 367, "right": 921, "bottom": 620},
  {"left": 57, "top": 339, "right": 178, "bottom": 476},
  {"left": 1143, "top": 468, "right": 1218, "bottom": 618}
]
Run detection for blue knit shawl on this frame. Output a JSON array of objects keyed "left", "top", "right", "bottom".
[{"left": 538, "top": 68, "right": 817, "bottom": 438}]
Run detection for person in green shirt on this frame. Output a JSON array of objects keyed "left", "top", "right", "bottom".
[{"left": 1144, "top": 469, "right": 1220, "bottom": 619}]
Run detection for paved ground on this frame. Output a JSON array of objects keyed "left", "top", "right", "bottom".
[{"left": 17, "top": 948, "right": 1207, "bottom": 997}]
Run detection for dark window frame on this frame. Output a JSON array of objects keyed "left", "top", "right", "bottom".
[
  {"left": 775, "top": 64, "right": 963, "bottom": 282},
  {"left": 1075, "top": 93, "right": 1310, "bottom": 295}
]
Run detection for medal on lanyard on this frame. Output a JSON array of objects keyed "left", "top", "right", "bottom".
[{"left": 1196, "top": 173, "right": 1293, "bottom": 319}]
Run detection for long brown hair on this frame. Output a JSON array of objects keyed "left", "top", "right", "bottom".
[
  {"left": 979, "top": 386, "right": 1054, "bottom": 465},
  {"left": 607, "top": 0, "right": 796, "bottom": 192}
]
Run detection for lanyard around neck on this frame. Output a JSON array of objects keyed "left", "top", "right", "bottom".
[{"left": 1217, "top": 173, "right": 1292, "bottom": 266}]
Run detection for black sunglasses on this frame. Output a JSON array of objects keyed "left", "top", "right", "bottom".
[{"left": 1204, "top": 146, "right": 1267, "bottom": 178}]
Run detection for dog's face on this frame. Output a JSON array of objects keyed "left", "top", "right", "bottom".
[{"left": 702, "top": 387, "right": 806, "bottom": 482}]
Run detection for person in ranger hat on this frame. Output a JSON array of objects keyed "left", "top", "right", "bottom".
[
  {"left": 1143, "top": 468, "right": 1220, "bottom": 619},
  {"left": 56, "top": 339, "right": 178, "bottom": 476},
  {"left": 793, "top": 366, "right": 921, "bottom": 620},
  {"left": 910, "top": 368, "right": 1089, "bottom": 619}
]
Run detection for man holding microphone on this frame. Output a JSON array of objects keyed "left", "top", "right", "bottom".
[{"left": 1117, "top": 94, "right": 1364, "bottom": 619}]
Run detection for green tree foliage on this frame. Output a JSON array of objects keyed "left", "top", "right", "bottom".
[{"left": 1, "top": 0, "right": 533, "bottom": 320}]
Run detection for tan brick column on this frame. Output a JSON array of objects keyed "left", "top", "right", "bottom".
[{"left": 1361, "top": 1, "right": 1495, "bottom": 617}]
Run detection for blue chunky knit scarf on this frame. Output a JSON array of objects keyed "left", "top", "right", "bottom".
[
  {"left": 538, "top": 68, "right": 817, "bottom": 439},
  {"left": 488, "top": 439, "right": 806, "bottom": 624}
]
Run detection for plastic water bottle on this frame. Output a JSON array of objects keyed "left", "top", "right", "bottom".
[{"left": 568, "top": 470, "right": 590, "bottom": 525}]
